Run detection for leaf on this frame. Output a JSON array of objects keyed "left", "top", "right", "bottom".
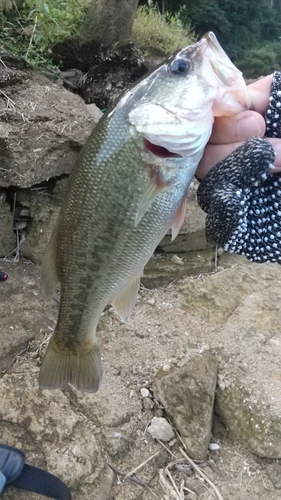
[{"left": 43, "top": 3, "right": 50, "bottom": 14}]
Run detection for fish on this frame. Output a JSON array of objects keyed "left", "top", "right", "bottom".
[{"left": 39, "top": 32, "right": 250, "bottom": 392}]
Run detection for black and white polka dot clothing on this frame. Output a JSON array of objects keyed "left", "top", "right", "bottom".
[{"left": 197, "top": 71, "right": 281, "bottom": 264}]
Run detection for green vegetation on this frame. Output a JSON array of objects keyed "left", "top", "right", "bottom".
[
  {"left": 237, "top": 42, "right": 281, "bottom": 79},
  {"left": 132, "top": 5, "right": 195, "bottom": 56},
  {"left": 139, "top": 0, "right": 281, "bottom": 78},
  {"left": 0, "top": 0, "right": 280, "bottom": 77},
  {"left": 0, "top": 0, "right": 91, "bottom": 69}
]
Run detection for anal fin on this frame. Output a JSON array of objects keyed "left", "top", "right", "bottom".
[{"left": 111, "top": 270, "right": 143, "bottom": 322}]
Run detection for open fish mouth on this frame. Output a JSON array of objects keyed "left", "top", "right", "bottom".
[
  {"left": 143, "top": 138, "right": 182, "bottom": 158},
  {"left": 129, "top": 103, "right": 213, "bottom": 160}
]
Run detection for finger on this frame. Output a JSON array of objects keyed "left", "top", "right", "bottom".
[
  {"left": 248, "top": 74, "right": 273, "bottom": 114},
  {"left": 209, "top": 111, "right": 266, "bottom": 145},
  {"left": 196, "top": 142, "right": 242, "bottom": 179},
  {"left": 269, "top": 138, "right": 281, "bottom": 172},
  {"left": 196, "top": 138, "right": 281, "bottom": 180}
]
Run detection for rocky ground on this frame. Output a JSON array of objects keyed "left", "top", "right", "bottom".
[{"left": 2, "top": 251, "right": 281, "bottom": 500}]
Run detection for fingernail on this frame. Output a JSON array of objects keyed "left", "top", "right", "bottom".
[{"left": 236, "top": 116, "right": 263, "bottom": 140}]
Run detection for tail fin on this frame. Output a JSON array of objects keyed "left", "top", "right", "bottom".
[{"left": 38, "top": 339, "right": 102, "bottom": 392}]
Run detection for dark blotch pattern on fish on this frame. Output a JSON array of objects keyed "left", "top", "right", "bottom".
[{"left": 197, "top": 71, "right": 281, "bottom": 264}]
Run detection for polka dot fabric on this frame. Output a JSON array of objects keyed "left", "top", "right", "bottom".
[
  {"left": 197, "top": 71, "right": 281, "bottom": 264},
  {"left": 265, "top": 71, "right": 281, "bottom": 138}
]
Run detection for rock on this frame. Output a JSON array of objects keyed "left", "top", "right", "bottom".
[
  {"left": 266, "top": 462, "right": 281, "bottom": 489},
  {"left": 214, "top": 265, "right": 281, "bottom": 458},
  {"left": 86, "top": 103, "right": 104, "bottom": 122},
  {"left": 158, "top": 181, "right": 207, "bottom": 254},
  {"left": 171, "top": 254, "right": 184, "bottom": 266},
  {"left": 50, "top": 37, "right": 101, "bottom": 71},
  {"left": 154, "top": 353, "right": 218, "bottom": 459},
  {"left": 208, "top": 442, "right": 220, "bottom": 451},
  {"left": 185, "top": 493, "right": 198, "bottom": 500},
  {"left": 184, "top": 477, "right": 206, "bottom": 497},
  {"left": 140, "top": 387, "right": 150, "bottom": 398},
  {"left": 147, "top": 417, "right": 174, "bottom": 442},
  {"left": 142, "top": 248, "right": 215, "bottom": 289},
  {"left": 158, "top": 198, "right": 207, "bottom": 254},
  {"left": 178, "top": 260, "right": 281, "bottom": 459},
  {"left": 0, "top": 189, "right": 14, "bottom": 257},
  {"left": 0, "top": 260, "right": 57, "bottom": 374},
  {"left": 143, "top": 398, "right": 154, "bottom": 410},
  {"left": 179, "top": 259, "right": 267, "bottom": 324},
  {"left": 0, "top": 67, "right": 101, "bottom": 188},
  {"left": 15, "top": 177, "right": 68, "bottom": 263},
  {"left": 0, "top": 46, "right": 30, "bottom": 70},
  {"left": 0, "top": 367, "right": 113, "bottom": 499},
  {"left": 52, "top": 37, "right": 148, "bottom": 110},
  {"left": 81, "top": 43, "right": 148, "bottom": 109}
]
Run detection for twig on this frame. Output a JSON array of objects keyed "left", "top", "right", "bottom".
[
  {"left": 135, "top": 471, "right": 159, "bottom": 500},
  {"left": 0, "top": 89, "right": 16, "bottom": 108},
  {"left": 179, "top": 447, "right": 224, "bottom": 500},
  {"left": 124, "top": 450, "right": 160, "bottom": 479},
  {"left": 143, "top": 417, "right": 151, "bottom": 436},
  {"left": 107, "top": 462, "right": 156, "bottom": 493},
  {"left": 183, "top": 485, "right": 197, "bottom": 494},
  {"left": 36, "top": 335, "right": 52, "bottom": 357},
  {"left": 165, "top": 467, "right": 183, "bottom": 499},
  {"left": 166, "top": 278, "right": 177, "bottom": 289},
  {"left": 260, "top": 472, "right": 269, "bottom": 490},
  {"left": 159, "top": 469, "right": 182, "bottom": 500},
  {"left": 1, "top": 346, "right": 29, "bottom": 375},
  {"left": 245, "top": 475, "right": 257, "bottom": 491},
  {"left": 155, "top": 438, "right": 177, "bottom": 459},
  {"left": 0, "top": 57, "right": 7, "bottom": 68}
]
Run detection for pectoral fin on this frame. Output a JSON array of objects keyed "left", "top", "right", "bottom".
[
  {"left": 135, "top": 167, "right": 169, "bottom": 226},
  {"left": 171, "top": 196, "right": 187, "bottom": 240},
  {"left": 40, "top": 226, "right": 59, "bottom": 296},
  {"left": 111, "top": 270, "right": 143, "bottom": 322}
]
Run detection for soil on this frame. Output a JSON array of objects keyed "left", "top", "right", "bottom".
[{"left": 1, "top": 254, "right": 281, "bottom": 500}]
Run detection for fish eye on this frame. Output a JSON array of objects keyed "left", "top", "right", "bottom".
[{"left": 170, "top": 58, "right": 191, "bottom": 75}]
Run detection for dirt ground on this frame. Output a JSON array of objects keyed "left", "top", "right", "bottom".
[{"left": 2, "top": 253, "right": 281, "bottom": 500}]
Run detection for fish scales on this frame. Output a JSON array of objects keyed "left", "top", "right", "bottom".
[
  {"left": 40, "top": 32, "right": 250, "bottom": 392},
  {"left": 55, "top": 113, "right": 193, "bottom": 333}
]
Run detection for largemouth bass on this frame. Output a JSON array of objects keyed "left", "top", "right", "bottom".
[{"left": 40, "top": 32, "right": 250, "bottom": 392}]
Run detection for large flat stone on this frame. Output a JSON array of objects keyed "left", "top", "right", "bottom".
[{"left": 154, "top": 353, "right": 218, "bottom": 459}]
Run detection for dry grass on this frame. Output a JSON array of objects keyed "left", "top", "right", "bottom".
[
  {"left": 132, "top": 5, "right": 196, "bottom": 56},
  {"left": 0, "top": 0, "right": 13, "bottom": 11}
]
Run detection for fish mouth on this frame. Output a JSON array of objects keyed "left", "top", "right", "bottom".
[
  {"left": 143, "top": 138, "right": 182, "bottom": 158},
  {"left": 130, "top": 104, "right": 211, "bottom": 159}
]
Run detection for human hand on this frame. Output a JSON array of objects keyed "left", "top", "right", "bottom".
[{"left": 196, "top": 74, "right": 281, "bottom": 179}]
